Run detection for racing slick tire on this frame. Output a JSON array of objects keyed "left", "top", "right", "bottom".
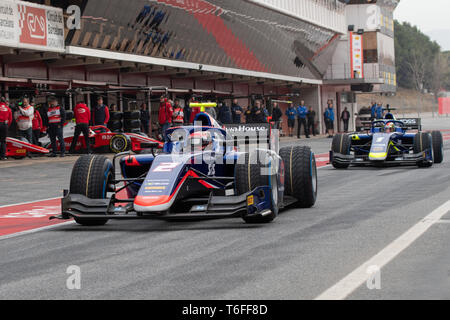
[
  {"left": 414, "top": 132, "right": 433, "bottom": 168},
  {"left": 280, "top": 146, "right": 317, "bottom": 208},
  {"left": 69, "top": 155, "right": 113, "bottom": 226},
  {"left": 235, "top": 152, "right": 278, "bottom": 224},
  {"left": 123, "top": 111, "right": 140, "bottom": 120},
  {"left": 431, "top": 131, "right": 444, "bottom": 164},
  {"left": 110, "top": 111, "right": 123, "bottom": 121},
  {"left": 331, "top": 134, "right": 351, "bottom": 169},
  {"left": 109, "top": 134, "right": 132, "bottom": 154}
]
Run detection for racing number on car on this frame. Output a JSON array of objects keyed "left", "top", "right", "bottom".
[{"left": 153, "top": 162, "right": 180, "bottom": 172}]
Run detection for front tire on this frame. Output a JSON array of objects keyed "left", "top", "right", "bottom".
[
  {"left": 109, "top": 134, "right": 131, "bottom": 154},
  {"left": 235, "top": 152, "right": 277, "bottom": 224},
  {"left": 280, "top": 146, "right": 317, "bottom": 208},
  {"left": 414, "top": 132, "right": 433, "bottom": 168},
  {"left": 69, "top": 155, "right": 113, "bottom": 226},
  {"left": 331, "top": 134, "right": 351, "bottom": 169},
  {"left": 431, "top": 131, "right": 444, "bottom": 164}
]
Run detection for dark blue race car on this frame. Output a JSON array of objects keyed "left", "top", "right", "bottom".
[
  {"left": 330, "top": 119, "right": 444, "bottom": 168},
  {"left": 53, "top": 111, "right": 317, "bottom": 226}
]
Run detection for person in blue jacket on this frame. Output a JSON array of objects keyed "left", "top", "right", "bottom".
[
  {"left": 370, "top": 101, "right": 377, "bottom": 120},
  {"left": 375, "top": 103, "right": 384, "bottom": 119},
  {"left": 297, "top": 100, "right": 309, "bottom": 139},
  {"left": 324, "top": 100, "right": 335, "bottom": 138},
  {"left": 285, "top": 104, "right": 297, "bottom": 137}
]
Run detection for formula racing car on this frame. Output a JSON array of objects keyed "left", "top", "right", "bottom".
[
  {"left": 5, "top": 137, "right": 50, "bottom": 159},
  {"left": 330, "top": 119, "right": 444, "bottom": 168},
  {"left": 52, "top": 111, "right": 317, "bottom": 226},
  {"left": 45, "top": 125, "right": 164, "bottom": 154}
]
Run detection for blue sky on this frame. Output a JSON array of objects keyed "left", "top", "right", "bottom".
[{"left": 394, "top": 0, "right": 450, "bottom": 50}]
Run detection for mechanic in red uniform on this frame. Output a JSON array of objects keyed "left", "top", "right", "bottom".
[
  {"left": 70, "top": 100, "right": 91, "bottom": 154},
  {"left": 172, "top": 99, "right": 184, "bottom": 126},
  {"left": 158, "top": 95, "right": 173, "bottom": 142},
  {"left": 32, "top": 106, "right": 43, "bottom": 146},
  {"left": 0, "top": 97, "right": 12, "bottom": 160},
  {"left": 44, "top": 96, "right": 66, "bottom": 157}
]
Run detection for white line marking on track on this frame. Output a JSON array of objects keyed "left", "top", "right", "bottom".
[
  {"left": 315, "top": 200, "right": 450, "bottom": 300},
  {"left": 436, "top": 219, "right": 450, "bottom": 224},
  {"left": 0, "top": 197, "right": 61, "bottom": 209},
  {"left": 0, "top": 221, "right": 75, "bottom": 241}
]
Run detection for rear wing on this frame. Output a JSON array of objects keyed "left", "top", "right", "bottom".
[
  {"left": 361, "top": 118, "right": 422, "bottom": 131},
  {"left": 223, "top": 123, "right": 279, "bottom": 152},
  {"left": 396, "top": 118, "right": 422, "bottom": 130}
]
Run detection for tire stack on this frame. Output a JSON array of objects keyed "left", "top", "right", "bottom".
[
  {"left": 123, "top": 111, "right": 141, "bottom": 134},
  {"left": 108, "top": 111, "right": 123, "bottom": 133}
]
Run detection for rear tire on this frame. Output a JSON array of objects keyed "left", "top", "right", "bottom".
[
  {"left": 235, "top": 152, "right": 277, "bottom": 224},
  {"left": 414, "top": 132, "right": 433, "bottom": 168},
  {"left": 431, "top": 131, "right": 444, "bottom": 164},
  {"left": 69, "top": 155, "right": 113, "bottom": 226},
  {"left": 331, "top": 134, "right": 351, "bottom": 169},
  {"left": 280, "top": 146, "right": 317, "bottom": 208}
]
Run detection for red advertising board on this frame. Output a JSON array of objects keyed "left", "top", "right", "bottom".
[
  {"left": 438, "top": 97, "right": 450, "bottom": 115},
  {"left": 18, "top": 4, "right": 47, "bottom": 47}
]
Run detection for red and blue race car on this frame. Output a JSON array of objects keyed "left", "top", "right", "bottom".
[{"left": 52, "top": 110, "right": 318, "bottom": 226}]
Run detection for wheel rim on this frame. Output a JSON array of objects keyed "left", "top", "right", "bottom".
[{"left": 112, "top": 138, "right": 125, "bottom": 151}]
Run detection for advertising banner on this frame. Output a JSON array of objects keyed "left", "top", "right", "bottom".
[
  {"left": 350, "top": 32, "right": 364, "bottom": 79},
  {"left": 0, "top": 0, "right": 64, "bottom": 52}
]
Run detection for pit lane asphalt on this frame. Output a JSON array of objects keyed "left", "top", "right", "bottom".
[{"left": 1, "top": 129, "right": 450, "bottom": 299}]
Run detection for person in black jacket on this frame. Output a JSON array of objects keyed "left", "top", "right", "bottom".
[
  {"left": 217, "top": 101, "right": 233, "bottom": 124},
  {"left": 251, "top": 100, "right": 267, "bottom": 123},
  {"left": 307, "top": 106, "right": 316, "bottom": 136},
  {"left": 271, "top": 102, "right": 283, "bottom": 129},
  {"left": 244, "top": 106, "right": 253, "bottom": 124}
]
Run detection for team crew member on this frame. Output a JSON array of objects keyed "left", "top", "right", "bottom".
[
  {"left": 158, "top": 96, "right": 173, "bottom": 141},
  {"left": 307, "top": 106, "right": 316, "bottom": 136},
  {"left": 231, "top": 99, "right": 243, "bottom": 124},
  {"left": 0, "top": 97, "right": 12, "bottom": 160},
  {"left": 251, "top": 100, "right": 266, "bottom": 123},
  {"left": 271, "top": 102, "right": 283, "bottom": 129},
  {"left": 244, "top": 106, "right": 253, "bottom": 124},
  {"left": 297, "top": 100, "right": 309, "bottom": 139},
  {"left": 70, "top": 100, "right": 91, "bottom": 154},
  {"left": 324, "top": 100, "right": 335, "bottom": 138},
  {"left": 218, "top": 101, "right": 232, "bottom": 124},
  {"left": 341, "top": 107, "right": 351, "bottom": 132},
  {"left": 91, "top": 97, "right": 110, "bottom": 126},
  {"left": 285, "top": 104, "right": 297, "bottom": 137},
  {"left": 45, "top": 96, "right": 66, "bottom": 157},
  {"left": 32, "top": 107, "right": 43, "bottom": 146},
  {"left": 172, "top": 99, "right": 184, "bottom": 126},
  {"left": 14, "top": 97, "right": 34, "bottom": 143}
]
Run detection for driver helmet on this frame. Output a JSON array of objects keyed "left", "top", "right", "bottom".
[
  {"left": 385, "top": 122, "right": 396, "bottom": 133},
  {"left": 190, "top": 131, "right": 213, "bottom": 150}
]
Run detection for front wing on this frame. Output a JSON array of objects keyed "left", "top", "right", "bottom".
[{"left": 330, "top": 150, "right": 431, "bottom": 166}]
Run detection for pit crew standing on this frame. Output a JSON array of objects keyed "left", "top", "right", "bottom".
[
  {"left": 375, "top": 103, "right": 384, "bottom": 120},
  {"left": 324, "top": 100, "right": 335, "bottom": 138},
  {"left": 297, "top": 101, "right": 309, "bottom": 139},
  {"left": 91, "top": 97, "right": 110, "bottom": 126},
  {"left": 0, "top": 97, "right": 12, "bottom": 160},
  {"left": 70, "top": 100, "right": 91, "bottom": 154},
  {"left": 251, "top": 100, "right": 267, "bottom": 123},
  {"left": 218, "top": 101, "right": 232, "bottom": 124},
  {"left": 307, "top": 106, "right": 316, "bottom": 136},
  {"left": 158, "top": 96, "right": 173, "bottom": 142},
  {"left": 172, "top": 99, "right": 184, "bottom": 126},
  {"left": 271, "top": 102, "right": 283, "bottom": 129},
  {"left": 45, "top": 96, "right": 66, "bottom": 157},
  {"left": 285, "top": 104, "right": 297, "bottom": 137},
  {"left": 32, "top": 106, "right": 43, "bottom": 146},
  {"left": 14, "top": 97, "right": 34, "bottom": 143},
  {"left": 231, "top": 99, "right": 243, "bottom": 124},
  {"left": 341, "top": 107, "right": 350, "bottom": 133}
]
